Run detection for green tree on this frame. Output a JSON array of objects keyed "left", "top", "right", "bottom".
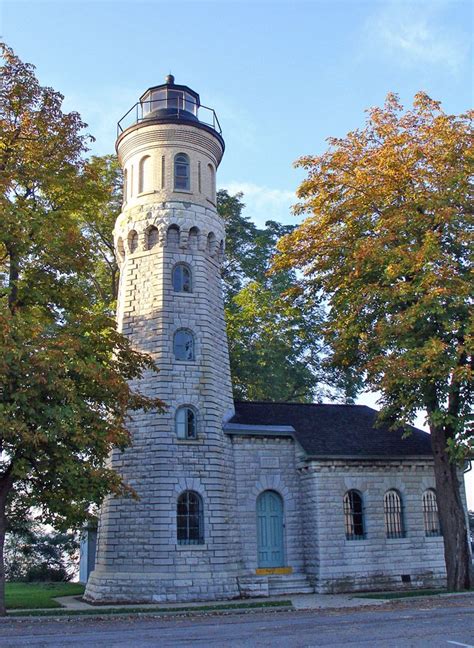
[
  {"left": 218, "top": 190, "right": 354, "bottom": 403},
  {"left": 80, "top": 154, "right": 123, "bottom": 306},
  {"left": 218, "top": 190, "right": 326, "bottom": 402},
  {"left": 0, "top": 44, "right": 164, "bottom": 615},
  {"left": 274, "top": 93, "right": 473, "bottom": 590},
  {"left": 4, "top": 517, "right": 78, "bottom": 582}
]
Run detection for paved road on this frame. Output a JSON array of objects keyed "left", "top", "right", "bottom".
[{"left": 0, "top": 597, "right": 473, "bottom": 647}]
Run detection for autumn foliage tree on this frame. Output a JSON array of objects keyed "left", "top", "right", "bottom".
[
  {"left": 274, "top": 93, "right": 473, "bottom": 590},
  {"left": 0, "top": 44, "right": 164, "bottom": 614},
  {"left": 218, "top": 190, "right": 352, "bottom": 403}
]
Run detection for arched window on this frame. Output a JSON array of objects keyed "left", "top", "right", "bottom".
[
  {"left": 175, "top": 406, "right": 197, "bottom": 439},
  {"left": 128, "top": 230, "right": 139, "bottom": 253},
  {"left": 172, "top": 263, "right": 192, "bottom": 293},
  {"left": 343, "top": 490, "right": 365, "bottom": 540},
  {"left": 208, "top": 163, "right": 215, "bottom": 202},
  {"left": 177, "top": 491, "right": 204, "bottom": 545},
  {"left": 207, "top": 231, "right": 217, "bottom": 257},
  {"left": 117, "top": 237, "right": 125, "bottom": 261},
  {"left": 167, "top": 224, "right": 180, "bottom": 248},
  {"left": 173, "top": 329, "right": 195, "bottom": 361},
  {"left": 423, "top": 489, "right": 441, "bottom": 537},
  {"left": 138, "top": 155, "right": 150, "bottom": 194},
  {"left": 384, "top": 489, "right": 405, "bottom": 538},
  {"left": 188, "top": 226, "right": 199, "bottom": 251},
  {"left": 174, "top": 153, "right": 190, "bottom": 191},
  {"left": 147, "top": 226, "right": 159, "bottom": 250}
]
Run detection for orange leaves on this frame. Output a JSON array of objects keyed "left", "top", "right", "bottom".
[{"left": 273, "top": 91, "right": 473, "bottom": 439}]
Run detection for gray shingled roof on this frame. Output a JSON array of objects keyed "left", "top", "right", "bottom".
[{"left": 228, "top": 401, "right": 433, "bottom": 458}]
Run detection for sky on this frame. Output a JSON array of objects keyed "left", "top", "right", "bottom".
[{"left": 1, "top": 0, "right": 473, "bottom": 505}]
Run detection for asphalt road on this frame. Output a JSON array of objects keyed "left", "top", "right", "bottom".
[{"left": 0, "top": 597, "right": 473, "bottom": 648}]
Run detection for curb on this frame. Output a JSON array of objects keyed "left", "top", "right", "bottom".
[{"left": 1, "top": 604, "right": 294, "bottom": 622}]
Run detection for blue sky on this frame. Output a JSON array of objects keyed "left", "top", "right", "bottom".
[
  {"left": 2, "top": 0, "right": 472, "bottom": 227},
  {"left": 2, "top": 0, "right": 473, "bottom": 502}
]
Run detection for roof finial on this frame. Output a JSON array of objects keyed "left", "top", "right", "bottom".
[{"left": 165, "top": 73, "right": 175, "bottom": 85}]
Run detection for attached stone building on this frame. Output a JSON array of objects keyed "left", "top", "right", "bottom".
[{"left": 84, "top": 76, "right": 465, "bottom": 603}]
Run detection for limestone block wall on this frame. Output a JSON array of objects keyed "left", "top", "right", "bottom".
[
  {"left": 229, "top": 436, "right": 305, "bottom": 577},
  {"left": 85, "top": 200, "right": 238, "bottom": 603},
  {"left": 117, "top": 124, "right": 221, "bottom": 211},
  {"left": 301, "top": 460, "right": 447, "bottom": 593}
]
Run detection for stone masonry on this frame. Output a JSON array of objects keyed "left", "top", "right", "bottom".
[
  {"left": 85, "top": 83, "right": 240, "bottom": 603},
  {"left": 83, "top": 78, "right": 467, "bottom": 602}
]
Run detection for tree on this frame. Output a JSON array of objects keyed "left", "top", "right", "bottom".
[
  {"left": 80, "top": 155, "right": 123, "bottom": 306},
  {"left": 0, "top": 44, "right": 164, "bottom": 614},
  {"left": 4, "top": 517, "right": 78, "bottom": 582},
  {"left": 218, "top": 190, "right": 336, "bottom": 402},
  {"left": 274, "top": 93, "right": 473, "bottom": 590}
]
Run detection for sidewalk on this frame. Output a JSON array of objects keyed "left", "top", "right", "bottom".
[
  {"left": 8, "top": 589, "right": 473, "bottom": 618},
  {"left": 48, "top": 591, "right": 388, "bottom": 613}
]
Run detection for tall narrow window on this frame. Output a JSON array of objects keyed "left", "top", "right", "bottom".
[
  {"left": 172, "top": 263, "right": 192, "bottom": 293},
  {"left": 161, "top": 155, "right": 165, "bottom": 189},
  {"left": 384, "top": 490, "right": 405, "bottom": 538},
  {"left": 174, "top": 153, "right": 190, "bottom": 191},
  {"left": 177, "top": 491, "right": 204, "bottom": 545},
  {"left": 138, "top": 155, "right": 150, "bottom": 194},
  {"left": 198, "top": 161, "right": 202, "bottom": 193},
  {"left": 208, "top": 163, "right": 215, "bottom": 202},
  {"left": 123, "top": 169, "right": 128, "bottom": 202},
  {"left": 343, "top": 490, "right": 365, "bottom": 540},
  {"left": 173, "top": 329, "right": 195, "bottom": 361},
  {"left": 423, "top": 489, "right": 441, "bottom": 537},
  {"left": 175, "top": 406, "right": 197, "bottom": 439}
]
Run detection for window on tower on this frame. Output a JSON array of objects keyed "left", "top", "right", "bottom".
[
  {"left": 175, "top": 406, "right": 198, "bottom": 439},
  {"left": 172, "top": 263, "right": 192, "bottom": 293},
  {"left": 174, "top": 153, "right": 190, "bottom": 191},
  {"left": 173, "top": 329, "right": 195, "bottom": 361},
  {"left": 177, "top": 491, "right": 204, "bottom": 545},
  {"left": 138, "top": 155, "right": 150, "bottom": 194}
]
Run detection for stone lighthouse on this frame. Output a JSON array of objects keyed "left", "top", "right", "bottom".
[{"left": 85, "top": 75, "right": 240, "bottom": 603}]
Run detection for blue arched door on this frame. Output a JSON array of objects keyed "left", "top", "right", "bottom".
[{"left": 257, "top": 490, "right": 284, "bottom": 568}]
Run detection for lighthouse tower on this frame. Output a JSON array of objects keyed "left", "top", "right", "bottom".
[{"left": 85, "top": 76, "right": 240, "bottom": 603}]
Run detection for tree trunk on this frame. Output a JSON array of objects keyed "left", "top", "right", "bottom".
[
  {"left": 0, "top": 475, "right": 13, "bottom": 616},
  {"left": 430, "top": 425, "right": 472, "bottom": 591}
]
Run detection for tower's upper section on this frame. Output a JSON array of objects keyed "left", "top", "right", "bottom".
[{"left": 116, "top": 75, "right": 224, "bottom": 211}]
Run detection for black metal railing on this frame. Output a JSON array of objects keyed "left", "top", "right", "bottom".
[{"left": 117, "top": 97, "right": 222, "bottom": 137}]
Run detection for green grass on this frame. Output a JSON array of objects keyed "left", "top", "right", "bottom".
[
  {"left": 356, "top": 588, "right": 450, "bottom": 600},
  {"left": 8, "top": 599, "right": 292, "bottom": 617},
  {"left": 5, "top": 582, "right": 85, "bottom": 610}
]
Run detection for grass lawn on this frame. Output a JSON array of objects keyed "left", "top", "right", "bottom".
[
  {"left": 5, "top": 582, "right": 85, "bottom": 610},
  {"left": 356, "top": 588, "right": 473, "bottom": 600}
]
